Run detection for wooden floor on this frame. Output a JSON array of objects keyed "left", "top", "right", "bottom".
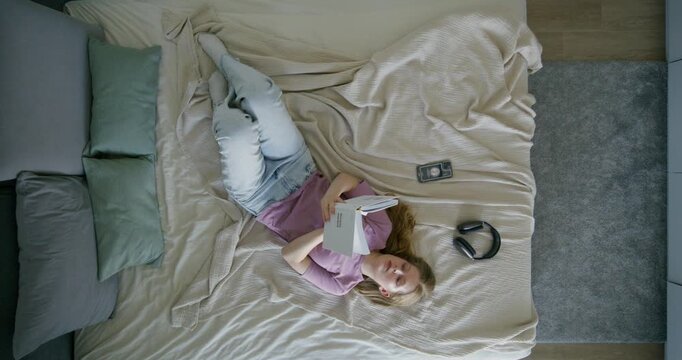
[
  {"left": 527, "top": 0, "right": 666, "bottom": 60},
  {"left": 524, "top": 1, "right": 667, "bottom": 359}
]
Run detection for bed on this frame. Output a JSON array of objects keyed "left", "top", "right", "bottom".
[{"left": 3, "top": 0, "right": 542, "bottom": 358}]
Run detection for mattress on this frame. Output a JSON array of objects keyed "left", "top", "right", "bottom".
[{"left": 65, "top": 1, "right": 540, "bottom": 359}]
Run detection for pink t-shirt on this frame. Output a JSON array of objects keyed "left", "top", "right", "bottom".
[{"left": 256, "top": 172, "right": 393, "bottom": 295}]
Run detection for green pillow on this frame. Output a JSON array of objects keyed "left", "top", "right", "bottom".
[
  {"left": 87, "top": 37, "right": 161, "bottom": 157},
  {"left": 82, "top": 156, "right": 164, "bottom": 281}
]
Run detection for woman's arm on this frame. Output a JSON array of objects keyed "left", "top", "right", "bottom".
[
  {"left": 281, "top": 228, "right": 324, "bottom": 274},
  {"left": 330, "top": 172, "right": 361, "bottom": 195},
  {"left": 284, "top": 229, "right": 351, "bottom": 295},
  {"left": 320, "top": 172, "right": 361, "bottom": 222}
]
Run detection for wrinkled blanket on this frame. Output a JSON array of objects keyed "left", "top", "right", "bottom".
[{"left": 166, "top": 6, "right": 542, "bottom": 358}]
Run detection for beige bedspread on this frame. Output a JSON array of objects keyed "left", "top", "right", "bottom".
[
  {"left": 66, "top": 0, "right": 541, "bottom": 358},
  {"left": 169, "top": 6, "right": 542, "bottom": 358}
]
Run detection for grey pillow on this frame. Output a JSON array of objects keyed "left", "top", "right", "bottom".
[
  {"left": 0, "top": 0, "right": 103, "bottom": 181},
  {"left": 13, "top": 172, "right": 118, "bottom": 359}
]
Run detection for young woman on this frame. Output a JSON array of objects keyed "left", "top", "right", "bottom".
[{"left": 198, "top": 33, "right": 435, "bottom": 306}]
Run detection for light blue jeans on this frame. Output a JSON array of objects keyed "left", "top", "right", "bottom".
[{"left": 210, "top": 52, "right": 316, "bottom": 216}]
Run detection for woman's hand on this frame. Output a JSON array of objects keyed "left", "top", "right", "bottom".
[
  {"left": 321, "top": 191, "right": 343, "bottom": 223},
  {"left": 321, "top": 172, "right": 361, "bottom": 222}
]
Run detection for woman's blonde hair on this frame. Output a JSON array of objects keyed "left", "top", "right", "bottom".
[{"left": 354, "top": 201, "right": 436, "bottom": 306}]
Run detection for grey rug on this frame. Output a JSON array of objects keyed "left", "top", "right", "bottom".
[{"left": 529, "top": 61, "right": 667, "bottom": 343}]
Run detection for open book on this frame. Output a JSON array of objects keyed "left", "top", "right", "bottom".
[{"left": 323, "top": 195, "right": 398, "bottom": 256}]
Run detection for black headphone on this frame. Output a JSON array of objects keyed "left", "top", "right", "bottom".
[{"left": 453, "top": 221, "right": 501, "bottom": 260}]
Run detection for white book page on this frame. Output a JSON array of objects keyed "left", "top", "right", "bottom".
[
  {"left": 343, "top": 195, "right": 398, "bottom": 213},
  {"left": 352, "top": 212, "right": 370, "bottom": 255},
  {"left": 322, "top": 205, "right": 357, "bottom": 256}
]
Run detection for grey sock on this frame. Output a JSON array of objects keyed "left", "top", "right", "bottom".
[
  {"left": 208, "top": 71, "right": 228, "bottom": 106},
  {"left": 197, "top": 33, "right": 228, "bottom": 67}
]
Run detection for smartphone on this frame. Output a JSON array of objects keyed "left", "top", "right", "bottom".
[{"left": 416, "top": 160, "right": 453, "bottom": 183}]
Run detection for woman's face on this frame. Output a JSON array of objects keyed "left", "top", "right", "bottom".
[{"left": 371, "top": 254, "right": 420, "bottom": 296}]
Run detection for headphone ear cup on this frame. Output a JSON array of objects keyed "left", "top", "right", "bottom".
[
  {"left": 454, "top": 237, "right": 476, "bottom": 259},
  {"left": 457, "top": 221, "right": 484, "bottom": 234}
]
